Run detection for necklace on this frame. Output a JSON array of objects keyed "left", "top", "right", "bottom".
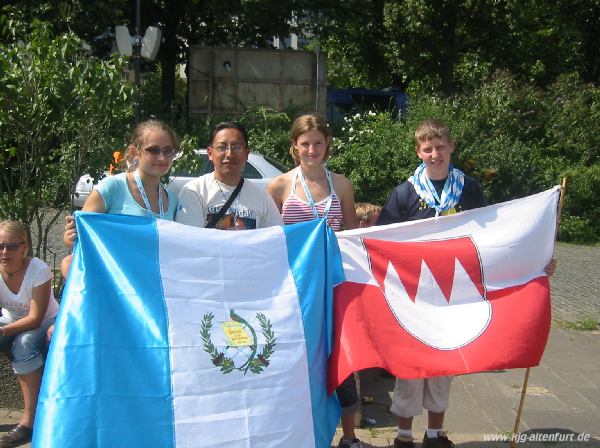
[{"left": 2, "top": 262, "right": 26, "bottom": 279}]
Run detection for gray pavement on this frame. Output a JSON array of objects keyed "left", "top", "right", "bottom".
[
  {"left": 351, "top": 326, "right": 600, "bottom": 447},
  {"left": 1, "top": 240, "right": 599, "bottom": 447},
  {"left": 550, "top": 242, "right": 600, "bottom": 323}
]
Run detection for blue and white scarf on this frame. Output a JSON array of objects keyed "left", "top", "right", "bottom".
[{"left": 408, "top": 163, "right": 465, "bottom": 216}]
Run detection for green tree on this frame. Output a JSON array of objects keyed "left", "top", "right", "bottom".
[
  {"left": 308, "top": 0, "right": 597, "bottom": 93},
  {"left": 0, "top": 16, "right": 134, "bottom": 260},
  {"left": 1, "top": 1, "right": 299, "bottom": 118}
]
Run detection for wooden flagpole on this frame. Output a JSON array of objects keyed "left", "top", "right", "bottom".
[{"left": 510, "top": 177, "right": 567, "bottom": 448}]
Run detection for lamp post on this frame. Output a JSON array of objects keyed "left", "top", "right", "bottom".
[
  {"left": 114, "top": 1, "right": 162, "bottom": 123},
  {"left": 133, "top": 0, "right": 142, "bottom": 123}
]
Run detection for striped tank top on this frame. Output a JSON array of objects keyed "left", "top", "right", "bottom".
[{"left": 281, "top": 168, "right": 344, "bottom": 231}]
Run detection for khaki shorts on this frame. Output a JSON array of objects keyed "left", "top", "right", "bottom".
[{"left": 390, "top": 376, "right": 453, "bottom": 418}]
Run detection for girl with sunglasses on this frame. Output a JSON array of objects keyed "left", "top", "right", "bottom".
[
  {"left": 77, "top": 119, "right": 180, "bottom": 218},
  {"left": 0, "top": 221, "right": 59, "bottom": 447},
  {"left": 63, "top": 120, "right": 180, "bottom": 245},
  {"left": 61, "top": 120, "right": 180, "bottom": 295}
]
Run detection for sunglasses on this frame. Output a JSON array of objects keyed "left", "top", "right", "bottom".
[
  {"left": 0, "top": 241, "right": 25, "bottom": 251},
  {"left": 143, "top": 146, "right": 179, "bottom": 158}
]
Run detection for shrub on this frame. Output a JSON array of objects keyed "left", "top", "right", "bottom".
[
  {"left": 559, "top": 165, "right": 600, "bottom": 243},
  {"left": 0, "top": 17, "right": 133, "bottom": 259},
  {"left": 239, "top": 106, "right": 293, "bottom": 170},
  {"left": 328, "top": 111, "right": 412, "bottom": 205}
]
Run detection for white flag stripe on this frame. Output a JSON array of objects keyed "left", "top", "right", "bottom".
[
  {"left": 338, "top": 187, "right": 559, "bottom": 291},
  {"left": 337, "top": 238, "right": 377, "bottom": 286},
  {"left": 157, "top": 221, "right": 315, "bottom": 448}
]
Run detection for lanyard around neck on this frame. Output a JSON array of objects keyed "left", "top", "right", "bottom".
[
  {"left": 133, "top": 170, "right": 165, "bottom": 218},
  {"left": 296, "top": 167, "right": 334, "bottom": 220},
  {"left": 425, "top": 175, "right": 451, "bottom": 206}
]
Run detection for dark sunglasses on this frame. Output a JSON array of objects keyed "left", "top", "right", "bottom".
[
  {"left": 0, "top": 241, "right": 25, "bottom": 251},
  {"left": 143, "top": 146, "right": 179, "bottom": 158}
]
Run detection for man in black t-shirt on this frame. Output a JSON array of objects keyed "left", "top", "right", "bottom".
[{"left": 377, "top": 119, "right": 485, "bottom": 448}]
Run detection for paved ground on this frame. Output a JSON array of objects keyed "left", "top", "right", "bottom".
[
  {"left": 549, "top": 242, "right": 600, "bottom": 323},
  {"left": 1, "top": 237, "right": 599, "bottom": 447},
  {"left": 349, "top": 326, "right": 600, "bottom": 447}
]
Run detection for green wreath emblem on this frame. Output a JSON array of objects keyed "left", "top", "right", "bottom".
[{"left": 200, "top": 310, "right": 276, "bottom": 375}]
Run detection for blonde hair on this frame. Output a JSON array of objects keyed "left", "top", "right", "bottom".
[
  {"left": 414, "top": 119, "right": 452, "bottom": 150},
  {"left": 0, "top": 220, "right": 28, "bottom": 244},
  {"left": 355, "top": 203, "right": 382, "bottom": 223},
  {"left": 289, "top": 113, "right": 332, "bottom": 166},
  {"left": 122, "top": 120, "right": 180, "bottom": 171}
]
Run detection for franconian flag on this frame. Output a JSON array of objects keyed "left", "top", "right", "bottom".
[
  {"left": 329, "top": 187, "right": 560, "bottom": 391},
  {"left": 34, "top": 215, "right": 342, "bottom": 448}
]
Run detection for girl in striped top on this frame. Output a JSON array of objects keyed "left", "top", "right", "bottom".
[
  {"left": 268, "top": 113, "right": 362, "bottom": 448},
  {"left": 267, "top": 113, "right": 358, "bottom": 232}
]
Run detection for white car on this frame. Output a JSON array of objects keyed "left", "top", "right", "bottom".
[{"left": 71, "top": 149, "right": 287, "bottom": 209}]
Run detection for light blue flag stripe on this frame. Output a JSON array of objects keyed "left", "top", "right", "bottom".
[
  {"left": 35, "top": 213, "right": 342, "bottom": 448},
  {"left": 283, "top": 219, "right": 344, "bottom": 448},
  {"left": 34, "top": 212, "right": 175, "bottom": 448}
]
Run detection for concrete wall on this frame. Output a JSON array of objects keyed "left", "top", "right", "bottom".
[{"left": 188, "top": 47, "right": 327, "bottom": 117}]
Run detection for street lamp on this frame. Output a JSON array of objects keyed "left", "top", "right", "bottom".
[{"left": 114, "top": 0, "right": 162, "bottom": 122}]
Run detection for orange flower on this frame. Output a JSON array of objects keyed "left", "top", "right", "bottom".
[
  {"left": 113, "top": 151, "right": 123, "bottom": 164},
  {"left": 109, "top": 151, "right": 123, "bottom": 175}
]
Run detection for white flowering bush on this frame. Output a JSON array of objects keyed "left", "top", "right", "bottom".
[{"left": 328, "top": 111, "right": 415, "bottom": 205}]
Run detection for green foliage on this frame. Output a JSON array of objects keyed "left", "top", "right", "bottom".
[
  {"left": 544, "top": 73, "right": 600, "bottom": 166},
  {"left": 169, "top": 134, "right": 206, "bottom": 179},
  {"left": 139, "top": 66, "right": 188, "bottom": 123},
  {"left": 328, "top": 111, "right": 412, "bottom": 205},
  {"left": 324, "top": 73, "right": 599, "bottom": 243},
  {"left": 239, "top": 106, "right": 294, "bottom": 170},
  {"left": 559, "top": 165, "right": 600, "bottom": 243},
  {"left": 0, "top": 16, "right": 133, "bottom": 258},
  {"left": 555, "top": 319, "right": 599, "bottom": 331},
  {"left": 310, "top": 0, "right": 598, "bottom": 94}
]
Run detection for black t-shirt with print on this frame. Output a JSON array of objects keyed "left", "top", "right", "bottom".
[{"left": 376, "top": 175, "right": 486, "bottom": 225}]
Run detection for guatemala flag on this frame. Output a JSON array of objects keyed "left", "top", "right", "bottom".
[{"left": 34, "top": 214, "right": 343, "bottom": 448}]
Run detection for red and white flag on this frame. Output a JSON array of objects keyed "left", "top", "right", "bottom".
[{"left": 329, "top": 187, "right": 560, "bottom": 391}]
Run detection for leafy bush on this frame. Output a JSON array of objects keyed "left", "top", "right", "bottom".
[
  {"left": 544, "top": 73, "right": 600, "bottom": 167},
  {"left": 239, "top": 106, "right": 294, "bottom": 170},
  {"left": 328, "top": 111, "right": 413, "bottom": 205},
  {"left": 139, "top": 67, "right": 188, "bottom": 125},
  {"left": 169, "top": 134, "right": 204, "bottom": 179},
  {"left": 0, "top": 16, "right": 133, "bottom": 258},
  {"left": 326, "top": 72, "right": 600, "bottom": 243},
  {"left": 559, "top": 165, "right": 600, "bottom": 243}
]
